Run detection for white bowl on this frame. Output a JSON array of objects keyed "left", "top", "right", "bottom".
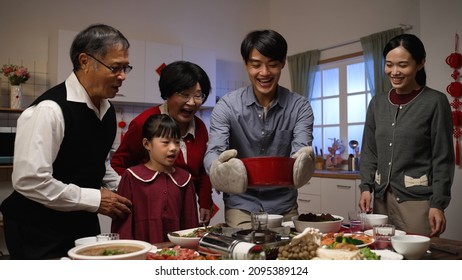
[
  {"left": 167, "top": 227, "right": 202, "bottom": 249},
  {"left": 364, "top": 229, "right": 406, "bottom": 236},
  {"left": 292, "top": 214, "right": 344, "bottom": 234},
  {"left": 267, "top": 214, "right": 284, "bottom": 228},
  {"left": 74, "top": 236, "right": 98, "bottom": 247},
  {"left": 364, "top": 214, "right": 388, "bottom": 229},
  {"left": 68, "top": 239, "right": 153, "bottom": 260},
  {"left": 391, "top": 235, "right": 430, "bottom": 260}
]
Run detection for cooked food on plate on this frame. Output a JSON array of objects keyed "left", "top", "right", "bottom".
[
  {"left": 179, "top": 223, "right": 224, "bottom": 238},
  {"left": 321, "top": 232, "right": 374, "bottom": 247},
  {"left": 146, "top": 245, "right": 218, "bottom": 260},
  {"left": 278, "top": 227, "right": 322, "bottom": 260},
  {"left": 78, "top": 245, "right": 142, "bottom": 256},
  {"left": 277, "top": 227, "right": 379, "bottom": 260},
  {"left": 298, "top": 212, "right": 341, "bottom": 222},
  {"left": 316, "top": 247, "right": 380, "bottom": 260}
]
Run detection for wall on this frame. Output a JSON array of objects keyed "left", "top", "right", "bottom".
[
  {"left": 419, "top": 0, "right": 462, "bottom": 241},
  {"left": 0, "top": 0, "right": 461, "bottom": 243},
  {"left": 269, "top": 0, "right": 421, "bottom": 88}
]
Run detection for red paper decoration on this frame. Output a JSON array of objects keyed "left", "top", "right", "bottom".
[
  {"left": 117, "top": 108, "right": 126, "bottom": 142},
  {"left": 447, "top": 33, "right": 462, "bottom": 165},
  {"left": 156, "top": 63, "right": 167, "bottom": 76}
]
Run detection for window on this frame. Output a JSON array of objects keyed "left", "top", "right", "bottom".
[{"left": 310, "top": 55, "right": 372, "bottom": 158}]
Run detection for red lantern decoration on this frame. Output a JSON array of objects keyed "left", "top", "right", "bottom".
[
  {"left": 117, "top": 108, "right": 126, "bottom": 142},
  {"left": 447, "top": 33, "right": 462, "bottom": 165}
]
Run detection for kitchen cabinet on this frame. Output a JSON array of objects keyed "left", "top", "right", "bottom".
[
  {"left": 0, "top": 108, "right": 22, "bottom": 169},
  {"left": 297, "top": 177, "right": 321, "bottom": 213},
  {"left": 144, "top": 42, "right": 182, "bottom": 104},
  {"left": 54, "top": 29, "right": 77, "bottom": 85},
  {"left": 55, "top": 30, "right": 148, "bottom": 104},
  {"left": 112, "top": 39, "right": 146, "bottom": 103},
  {"left": 297, "top": 176, "right": 359, "bottom": 221},
  {"left": 55, "top": 30, "right": 216, "bottom": 106},
  {"left": 320, "top": 178, "right": 358, "bottom": 222},
  {"left": 182, "top": 46, "right": 217, "bottom": 108}
]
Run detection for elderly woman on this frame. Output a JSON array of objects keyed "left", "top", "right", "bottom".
[{"left": 111, "top": 61, "right": 213, "bottom": 224}]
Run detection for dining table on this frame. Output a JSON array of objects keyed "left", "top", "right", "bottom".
[
  {"left": 152, "top": 235, "right": 462, "bottom": 260},
  {"left": 422, "top": 236, "right": 462, "bottom": 260}
]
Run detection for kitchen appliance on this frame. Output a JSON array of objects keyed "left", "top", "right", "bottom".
[{"left": 0, "top": 127, "right": 16, "bottom": 164}]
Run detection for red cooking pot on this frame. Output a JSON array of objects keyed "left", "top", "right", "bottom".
[{"left": 241, "top": 156, "right": 295, "bottom": 187}]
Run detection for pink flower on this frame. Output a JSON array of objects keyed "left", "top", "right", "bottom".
[{"left": 1, "top": 64, "right": 30, "bottom": 85}]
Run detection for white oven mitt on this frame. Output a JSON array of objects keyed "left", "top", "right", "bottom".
[
  {"left": 291, "top": 146, "right": 315, "bottom": 189},
  {"left": 210, "top": 149, "right": 248, "bottom": 194}
]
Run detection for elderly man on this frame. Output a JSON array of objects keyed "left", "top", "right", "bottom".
[{"left": 0, "top": 24, "right": 132, "bottom": 259}]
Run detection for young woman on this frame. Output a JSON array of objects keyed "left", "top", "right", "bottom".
[
  {"left": 358, "top": 34, "right": 454, "bottom": 237},
  {"left": 111, "top": 114, "right": 199, "bottom": 243}
]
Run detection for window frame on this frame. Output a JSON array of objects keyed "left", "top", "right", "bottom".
[{"left": 310, "top": 52, "right": 371, "bottom": 158}]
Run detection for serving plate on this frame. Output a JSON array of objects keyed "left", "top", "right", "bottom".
[
  {"left": 371, "top": 249, "right": 403, "bottom": 260},
  {"left": 167, "top": 227, "right": 204, "bottom": 249},
  {"left": 147, "top": 246, "right": 201, "bottom": 260},
  {"left": 281, "top": 221, "right": 294, "bottom": 228},
  {"left": 322, "top": 233, "right": 374, "bottom": 248},
  {"left": 68, "top": 239, "right": 153, "bottom": 260},
  {"left": 364, "top": 229, "right": 406, "bottom": 237}
]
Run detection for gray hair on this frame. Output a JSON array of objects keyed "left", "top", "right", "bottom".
[{"left": 70, "top": 24, "right": 130, "bottom": 71}]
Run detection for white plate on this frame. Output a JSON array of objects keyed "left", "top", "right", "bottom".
[
  {"left": 281, "top": 221, "right": 294, "bottom": 228},
  {"left": 364, "top": 229, "right": 406, "bottom": 236},
  {"left": 372, "top": 249, "right": 403, "bottom": 260}
]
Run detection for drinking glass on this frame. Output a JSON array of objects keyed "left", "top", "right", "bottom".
[
  {"left": 348, "top": 210, "right": 365, "bottom": 233},
  {"left": 251, "top": 211, "right": 268, "bottom": 230},
  {"left": 373, "top": 224, "right": 395, "bottom": 250},
  {"left": 96, "top": 233, "right": 120, "bottom": 242}
]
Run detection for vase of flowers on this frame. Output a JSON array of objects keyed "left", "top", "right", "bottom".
[{"left": 1, "top": 64, "right": 30, "bottom": 109}]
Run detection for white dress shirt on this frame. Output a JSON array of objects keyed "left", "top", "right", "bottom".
[{"left": 11, "top": 73, "right": 120, "bottom": 212}]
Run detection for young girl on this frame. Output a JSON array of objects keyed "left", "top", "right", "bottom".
[{"left": 111, "top": 114, "right": 199, "bottom": 243}]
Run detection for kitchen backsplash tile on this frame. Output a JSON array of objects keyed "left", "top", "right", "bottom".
[{"left": 0, "top": 57, "right": 49, "bottom": 109}]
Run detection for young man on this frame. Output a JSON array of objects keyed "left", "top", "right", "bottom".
[{"left": 204, "top": 30, "right": 315, "bottom": 228}]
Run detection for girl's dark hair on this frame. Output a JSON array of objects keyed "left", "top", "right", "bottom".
[
  {"left": 240, "top": 30, "right": 287, "bottom": 63},
  {"left": 383, "top": 34, "right": 427, "bottom": 86},
  {"left": 142, "top": 114, "right": 180, "bottom": 141},
  {"left": 70, "top": 24, "right": 130, "bottom": 71},
  {"left": 158, "top": 60, "right": 211, "bottom": 102}
]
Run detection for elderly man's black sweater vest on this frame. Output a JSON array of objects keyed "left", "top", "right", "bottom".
[
  {"left": 2, "top": 82, "right": 116, "bottom": 237},
  {"left": 31, "top": 83, "right": 117, "bottom": 189}
]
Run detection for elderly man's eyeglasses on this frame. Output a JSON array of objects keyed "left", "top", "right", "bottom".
[
  {"left": 176, "top": 91, "right": 206, "bottom": 103},
  {"left": 86, "top": 53, "right": 133, "bottom": 74}
]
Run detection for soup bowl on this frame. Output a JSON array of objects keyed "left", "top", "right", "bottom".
[
  {"left": 364, "top": 214, "right": 388, "bottom": 229},
  {"left": 391, "top": 235, "right": 430, "bottom": 260},
  {"left": 68, "top": 239, "right": 153, "bottom": 260},
  {"left": 267, "top": 214, "right": 284, "bottom": 228},
  {"left": 292, "top": 214, "right": 344, "bottom": 234}
]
